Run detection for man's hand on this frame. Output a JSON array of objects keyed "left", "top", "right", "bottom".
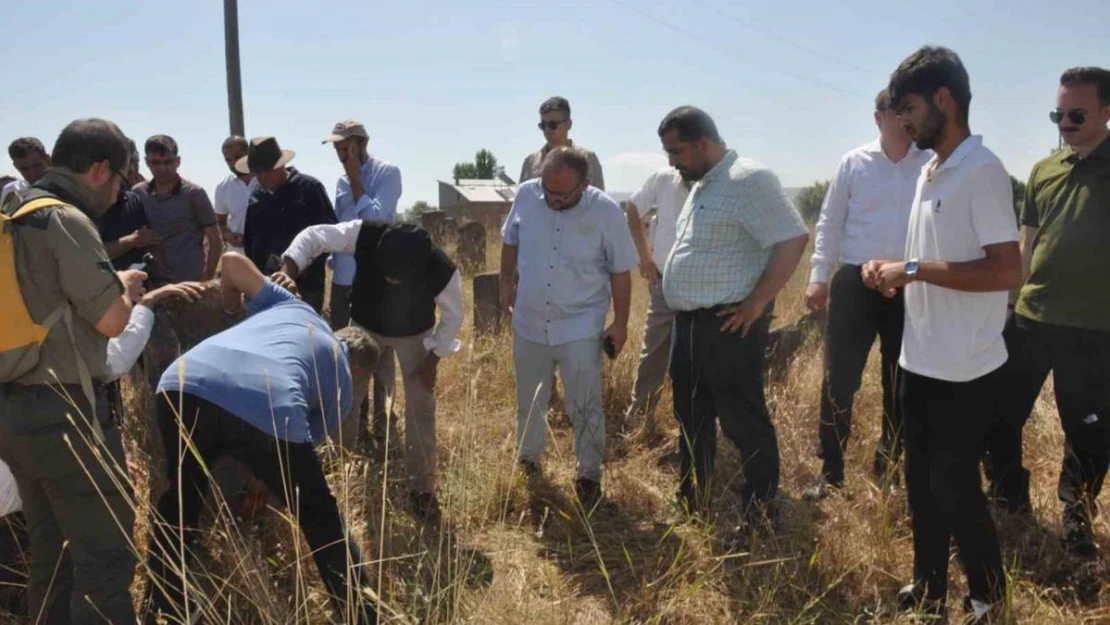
[
  {"left": 124, "top": 226, "right": 161, "bottom": 249},
  {"left": 270, "top": 271, "right": 299, "bottom": 293},
  {"left": 875, "top": 261, "right": 913, "bottom": 297},
  {"left": 804, "top": 282, "right": 829, "bottom": 313},
  {"left": 717, "top": 296, "right": 770, "bottom": 336},
  {"left": 861, "top": 260, "right": 886, "bottom": 290},
  {"left": 342, "top": 147, "right": 362, "bottom": 180},
  {"left": 415, "top": 352, "right": 439, "bottom": 391},
  {"left": 117, "top": 269, "right": 148, "bottom": 304},
  {"left": 499, "top": 287, "right": 515, "bottom": 319},
  {"left": 602, "top": 322, "right": 628, "bottom": 356},
  {"left": 226, "top": 233, "right": 244, "bottom": 247},
  {"left": 140, "top": 281, "right": 209, "bottom": 308},
  {"left": 639, "top": 258, "right": 662, "bottom": 288}
]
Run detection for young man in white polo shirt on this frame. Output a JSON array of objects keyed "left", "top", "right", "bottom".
[
  {"left": 623, "top": 167, "right": 691, "bottom": 430},
  {"left": 213, "top": 136, "right": 256, "bottom": 254},
  {"left": 865, "top": 46, "right": 1021, "bottom": 622}
]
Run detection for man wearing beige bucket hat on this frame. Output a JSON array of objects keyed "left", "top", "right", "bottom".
[{"left": 239, "top": 136, "right": 336, "bottom": 313}]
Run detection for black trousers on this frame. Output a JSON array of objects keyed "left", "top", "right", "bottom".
[
  {"left": 901, "top": 368, "right": 1005, "bottom": 604},
  {"left": 818, "top": 264, "right": 905, "bottom": 483},
  {"left": 985, "top": 315, "right": 1110, "bottom": 520},
  {"left": 146, "top": 392, "right": 377, "bottom": 625},
  {"left": 671, "top": 305, "right": 777, "bottom": 514}
]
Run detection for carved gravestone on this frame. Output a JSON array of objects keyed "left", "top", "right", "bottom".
[
  {"left": 457, "top": 221, "right": 487, "bottom": 273},
  {"left": 472, "top": 272, "right": 501, "bottom": 336},
  {"left": 420, "top": 211, "right": 447, "bottom": 241}
]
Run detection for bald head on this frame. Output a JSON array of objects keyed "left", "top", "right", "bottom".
[{"left": 541, "top": 146, "right": 589, "bottom": 184}]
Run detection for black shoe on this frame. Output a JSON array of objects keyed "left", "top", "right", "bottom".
[
  {"left": 802, "top": 476, "right": 842, "bottom": 502},
  {"left": 574, "top": 478, "right": 602, "bottom": 510},
  {"left": 897, "top": 582, "right": 945, "bottom": 616},
  {"left": 1063, "top": 514, "right": 1098, "bottom": 559},
  {"left": 408, "top": 491, "right": 441, "bottom": 523}
]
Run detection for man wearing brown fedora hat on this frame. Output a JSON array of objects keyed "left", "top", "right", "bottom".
[{"left": 239, "top": 136, "right": 336, "bottom": 313}]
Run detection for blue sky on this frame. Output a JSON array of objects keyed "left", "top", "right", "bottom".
[{"left": 2, "top": 0, "right": 1105, "bottom": 212}]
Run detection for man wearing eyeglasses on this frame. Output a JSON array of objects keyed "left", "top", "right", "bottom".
[
  {"left": 984, "top": 66, "right": 1110, "bottom": 559},
  {"left": 133, "top": 134, "right": 221, "bottom": 284},
  {"left": 499, "top": 146, "right": 637, "bottom": 509},
  {"left": 520, "top": 96, "right": 605, "bottom": 190}
]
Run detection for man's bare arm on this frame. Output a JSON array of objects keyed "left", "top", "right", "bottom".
[{"left": 202, "top": 225, "right": 223, "bottom": 280}]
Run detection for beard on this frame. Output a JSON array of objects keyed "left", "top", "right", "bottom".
[
  {"left": 911, "top": 102, "right": 947, "bottom": 151},
  {"left": 676, "top": 166, "right": 703, "bottom": 183}
]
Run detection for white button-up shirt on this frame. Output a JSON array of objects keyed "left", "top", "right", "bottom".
[
  {"left": 809, "top": 139, "right": 932, "bottom": 283},
  {"left": 213, "top": 174, "right": 257, "bottom": 252},
  {"left": 0, "top": 178, "right": 29, "bottom": 206},
  {"left": 900, "top": 135, "right": 1019, "bottom": 383},
  {"left": 502, "top": 180, "right": 639, "bottom": 346},
  {"left": 630, "top": 167, "right": 690, "bottom": 268}
]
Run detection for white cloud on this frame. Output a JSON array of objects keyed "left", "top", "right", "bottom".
[{"left": 603, "top": 151, "right": 668, "bottom": 193}]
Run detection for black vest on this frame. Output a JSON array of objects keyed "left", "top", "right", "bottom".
[{"left": 350, "top": 221, "right": 457, "bottom": 337}]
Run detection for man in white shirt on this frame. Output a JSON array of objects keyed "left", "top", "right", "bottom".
[
  {"left": 803, "top": 90, "right": 932, "bottom": 500},
  {"left": 279, "top": 221, "right": 463, "bottom": 520},
  {"left": 213, "top": 136, "right": 255, "bottom": 254},
  {"left": 866, "top": 46, "right": 1020, "bottom": 623},
  {"left": 624, "top": 167, "right": 690, "bottom": 430}
]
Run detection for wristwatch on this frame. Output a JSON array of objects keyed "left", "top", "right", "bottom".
[{"left": 905, "top": 258, "right": 921, "bottom": 279}]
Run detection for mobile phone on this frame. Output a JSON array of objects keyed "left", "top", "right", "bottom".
[{"left": 602, "top": 335, "right": 617, "bottom": 360}]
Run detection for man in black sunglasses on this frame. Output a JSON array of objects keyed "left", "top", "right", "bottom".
[
  {"left": 519, "top": 96, "right": 605, "bottom": 190},
  {"left": 984, "top": 66, "right": 1110, "bottom": 559}
]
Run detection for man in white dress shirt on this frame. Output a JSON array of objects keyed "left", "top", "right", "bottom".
[
  {"left": 213, "top": 136, "right": 255, "bottom": 254},
  {"left": 804, "top": 90, "right": 932, "bottom": 500}
]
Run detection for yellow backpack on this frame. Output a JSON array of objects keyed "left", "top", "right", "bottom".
[{"left": 0, "top": 193, "right": 105, "bottom": 442}]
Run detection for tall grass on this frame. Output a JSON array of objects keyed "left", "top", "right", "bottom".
[{"left": 2, "top": 236, "right": 1106, "bottom": 625}]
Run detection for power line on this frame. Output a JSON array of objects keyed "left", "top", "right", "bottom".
[
  {"left": 606, "top": 0, "right": 869, "bottom": 100},
  {"left": 689, "top": 0, "right": 889, "bottom": 78}
]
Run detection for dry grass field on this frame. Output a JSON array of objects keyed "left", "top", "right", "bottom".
[{"left": 4, "top": 235, "right": 1107, "bottom": 625}]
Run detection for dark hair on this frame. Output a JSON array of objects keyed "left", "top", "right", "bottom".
[
  {"left": 657, "top": 106, "right": 723, "bottom": 143},
  {"left": 51, "top": 119, "right": 129, "bottom": 174},
  {"left": 1060, "top": 66, "right": 1110, "bottom": 106},
  {"left": 888, "top": 46, "right": 972, "bottom": 122},
  {"left": 539, "top": 96, "right": 571, "bottom": 118},
  {"left": 222, "top": 135, "right": 248, "bottom": 153},
  {"left": 875, "top": 88, "right": 892, "bottom": 112},
  {"left": 145, "top": 134, "right": 179, "bottom": 156},
  {"left": 125, "top": 138, "right": 139, "bottom": 168},
  {"left": 335, "top": 326, "right": 380, "bottom": 372},
  {"left": 8, "top": 137, "right": 47, "bottom": 161},
  {"left": 541, "top": 146, "right": 590, "bottom": 182}
]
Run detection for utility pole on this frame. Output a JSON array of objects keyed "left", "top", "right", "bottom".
[{"left": 224, "top": 0, "right": 245, "bottom": 137}]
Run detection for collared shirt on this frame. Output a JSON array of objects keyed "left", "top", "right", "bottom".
[
  {"left": 7, "top": 168, "right": 124, "bottom": 384},
  {"left": 630, "top": 167, "right": 690, "bottom": 268},
  {"left": 244, "top": 168, "right": 337, "bottom": 293},
  {"left": 99, "top": 188, "right": 150, "bottom": 270},
  {"left": 133, "top": 176, "right": 217, "bottom": 282},
  {"left": 283, "top": 220, "right": 465, "bottom": 357},
  {"left": 332, "top": 157, "right": 403, "bottom": 286},
  {"left": 1016, "top": 136, "right": 1110, "bottom": 331},
  {"left": 662, "top": 151, "right": 808, "bottom": 311},
  {"left": 900, "top": 135, "right": 1019, "bottom": 382},
  {"left": 809, "top": 139, "right": 932, "bottom": 282},
  {"left": 519, "top": 140, "right": 606, "bottom": 190},
  {"left": 501, "top": 180, "right": 638, "bottom": 346},
  {"left": 158, "top": 281, "right": 353, "bottom": 445},
  {"left": 213, "top": 173, "right": 257, "bottom": 240},
  {"left": 0, "top": 179, "right": 28, "bottom": 205}
]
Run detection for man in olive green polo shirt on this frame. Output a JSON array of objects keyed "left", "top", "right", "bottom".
[
  {"left": 0, "top": 119, "right": 147, "bottom": 624},
  {"left": 985, "top": 66, "right": 1110, "bottom": 558}
]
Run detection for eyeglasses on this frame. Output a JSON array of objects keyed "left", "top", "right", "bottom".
[
  {"left": 111, "top": 167, "right": 129, "bottom": 186},
  {"left": 1050, "top": 109, "right": 1087, "bottom": 125},
  {"left": 538, "top": 119, "right": 567, "bottom": 131},
  {"left": 541, "top": 181, "right": 583, "bottom": 204}
]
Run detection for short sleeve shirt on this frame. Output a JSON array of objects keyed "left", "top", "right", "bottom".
[
  {"left": 213, "top": 174, "right": 256, "bottom": 236},
  {"left": 99, "top": 189, "right": 150, "bottom": 270},
  {"left": 662, "top": 151, "right": 808, "bottom": 311},
  {"left": 1015, "top": 137, "right": 1110, "bottom": 331},
  {"left": 134, "top": 177, "right": 217, "bottom": 282},
  {"left": 519, "top": 142, "right": 606, "bottom": 191},
  {"left": 899, "top": 136, "right": 1020, "bottom": 382},
  {"left": 630, "top": 167, "right": 690, "bottom": 268},
  {"left": 501, "top": 181, "right": 638, "bottom": 345}
]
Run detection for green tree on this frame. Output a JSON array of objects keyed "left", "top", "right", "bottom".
[
  {"left": 795, "top": 180, "right": 830, "bottom": 224},
  {"left": 407, "top": 200, "right": 436, "bottom": 221},
  {"left": 453, "top": 149, "right": 499, "bottom": 180}
]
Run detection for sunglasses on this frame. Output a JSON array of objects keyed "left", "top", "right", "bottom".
[
  {"left": 1050, "top": 109, "right": 1087, "bottom": 125},
  {"left": 538, "top": 119, "right": 567, "bottom": 131}
]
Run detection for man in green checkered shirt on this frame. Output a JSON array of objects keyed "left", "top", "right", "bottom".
[{"left": 659, "top": 106, "right": 809, "bottom": 524}]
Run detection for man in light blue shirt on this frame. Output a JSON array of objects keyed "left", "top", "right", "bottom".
[
  {"left": 323, "top": 119, "right": 403, "bottom": 331},
  {"left": 499, "top": 147, "right": 638, "bottom": 508}
]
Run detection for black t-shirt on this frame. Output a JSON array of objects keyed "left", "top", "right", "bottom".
[
  {"left": 99, "top": 189, "right": 149, "bottom": 270},
  {"left": 243, "top": 168, "right": 336, "bottom": 292}
]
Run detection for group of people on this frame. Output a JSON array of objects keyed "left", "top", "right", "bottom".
[{"left": 0, "top": 43, "right": 1105, "bottom": 625}]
